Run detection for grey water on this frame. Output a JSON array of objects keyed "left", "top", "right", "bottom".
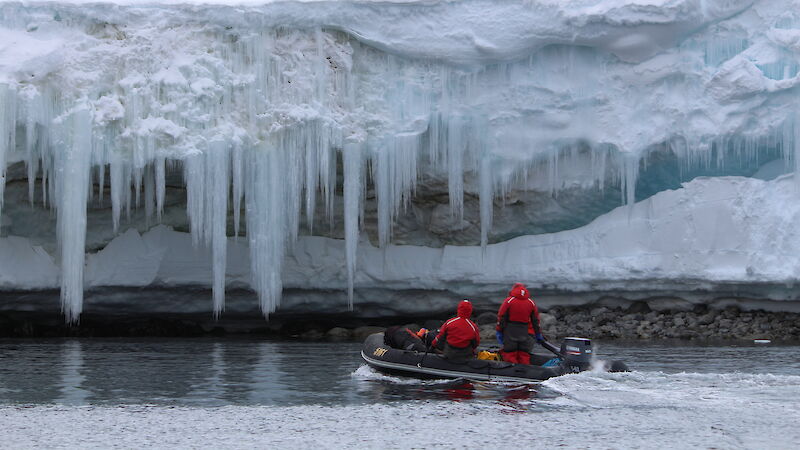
[
  {"left": 0, "top": 338, "right": 798, "bottom": 407},
  {"left": 3, "top": 339, "right": 800, "bottom": 448}
]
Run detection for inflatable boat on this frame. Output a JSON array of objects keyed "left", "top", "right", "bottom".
[{"left": 361, "top": 332, "right": 628, "bottom": 382}]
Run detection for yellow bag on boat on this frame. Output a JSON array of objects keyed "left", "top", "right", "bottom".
[{"left": 477, "top": 350, "right": 499, "bottom": 361}]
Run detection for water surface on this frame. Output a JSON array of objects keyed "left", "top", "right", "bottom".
[{"left": 1, "top": 339, "right": 798, "bottom": 448}]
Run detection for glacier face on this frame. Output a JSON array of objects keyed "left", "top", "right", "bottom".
[{"left": 0, "top": 0, "right": 800, "bottom": 321}]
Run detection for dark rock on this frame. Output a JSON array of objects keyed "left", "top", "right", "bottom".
[
  {"left": 627, "top": 302, "right": 651, "bottom": 314},
  {"left": 422, "top": 319, "right": 443, "bottom": 331},
  {"left": 539, "top": 312, "right": 556, "bottom": 329},
  {"left": 479, "top": 324, "right": 496, "bottom": 342},
  {"left": 475, "top": 312, "right": 496, "bottom": 326},
  {"left": 209, "top": 326, "right": 226, "bottom": 336},
  {"left": 326, "top": 327, "right": 351, "bottom": 339},
  {"left": 352, "top": 326, "right": 385, "bottom": 341},
  {"left": 698, "top": 313, "right": 715, "bottom": 325},
  {"left": 301, "top": 329, "right": 324, "bottom": 340}
]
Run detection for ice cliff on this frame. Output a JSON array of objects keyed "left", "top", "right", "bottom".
[{"left": 1, "top": 0, "right": 800, "bottom": 321}]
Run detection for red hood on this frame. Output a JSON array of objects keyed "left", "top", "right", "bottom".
[
  {"left": 457, "top": 300, "right": 473, "bottom": 318},
  {"left": 509, "top": 283, "right": 530, "bottom": 299}
]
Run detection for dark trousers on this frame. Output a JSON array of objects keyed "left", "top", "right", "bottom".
[
  {"left": 443, "top": 343, "right": 474, "bottom": 364},
  {"left": 501, "top": 322, "right": 533, "bottom": 365}
]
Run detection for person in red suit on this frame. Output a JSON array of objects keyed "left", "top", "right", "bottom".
[
  {"left": 431, "top": 300, "right": 480, "bottom": 363},
  {"left": 495, "top": 283, "right": 544, "bottom": 364}
]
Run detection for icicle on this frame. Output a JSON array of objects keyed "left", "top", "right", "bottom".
[
  {"left": 97, "top": 163, "right": 105, "bottom": 206},
  {"left": 41, "top": 165, "right": 48, "bottom": 208},
  {"left": 124, "top": 164, "right": 132, "bottom": 222},
  {"left": 185, "top": 143, "right": 230, "bottom": 317},
  {"left": 283, "top": 131, "right": 304, "bottom": 245},
  {"left": 208, "top": 143, "right": 230, "bottom": 318},
  {"left": 479, "top": 156, "right": 493, "bottom": 249},
  {"left": 133, "top": 167, "right": 142, "bottom": 208},
  {"left": 447, "top": 117, "right": 465, "bottom": 220},
  {"left": 374, "top": 144, "right": 392, "bottom": 247},
  {"left": 303, "top": 134, "right": 318, "bottom": 234},
  {"left": 110, "top": 159, "right": 123, "bottom": 233},
  {"left": 373, "top": 133, "right": 420, "bottom": 247},
  {"left": 246, "top": 144, "right": 288, "bottom": 317},
  {"left": 0, "top": 84, "right": 11, "bottom": 219},
  {"left": 427, "top": 112, "right": 441, "bottom": 167},
  {"left": 343, "top": 142, "right": 361, "bottom": 309},
  {"left": 155, "top": 156, "right": 165, "bottom": 222},
  {"left": 24, "top": 92, "right": 38, "bottom": 206},
  {"left": 325, "top": 145, "right": 337, "bottom": 230},
  {"left": 87, "top": 166, "right": 94, "bottom": 204},
  {"left": 394, "top": 133, "right": 419, "bottom": 215},
  {"left": 792, "top": 111, "right": 800, "bottom": 192},
  {"left": 27, "top": 156, "right": 39, "bottom": 206},
  {"left": 184, "top": 155, "right": 205, "bottom": 247},
  {"left": 621, "top": 153, "right": 640, "bottom": 217},
  {"left": 231, "top": 146, "right": 243, "bottom": 237},
  {"left": 57, "top": 105, "right": 93, "bottom": 324},
  {"left": 144, "top": 164, "right": 154, "bottom": 226}
]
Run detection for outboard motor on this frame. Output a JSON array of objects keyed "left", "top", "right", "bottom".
[{"left": 560, "top": 337, "right": 593, "bottom": 372}]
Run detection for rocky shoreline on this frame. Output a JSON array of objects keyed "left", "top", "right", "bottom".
[
  {"left": 537, "top": 305, "right": 800, "bottom": 341},
  {"left": 319, "top": 305, "right": 800, "bottom": 343},
  {"left": 1, "top": 305, "right": 798, "bottom": 341}
]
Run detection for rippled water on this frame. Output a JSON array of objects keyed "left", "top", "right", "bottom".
[{"left": 1, "top": 339, "right": 799, "bottom": 448}]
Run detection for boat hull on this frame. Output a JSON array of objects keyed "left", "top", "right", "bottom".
[{"left": 361, "top": 332, "right": 567, "bottom": 382}]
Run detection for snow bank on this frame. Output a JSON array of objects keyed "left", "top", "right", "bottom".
[{"left": 3, "top": 174, "right": 800, "bottom": 312}]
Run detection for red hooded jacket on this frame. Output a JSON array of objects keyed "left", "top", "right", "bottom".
[
  {"left": 496, "top": 283, "right": 542, "bottom": 335},
  {"left": 432, "top": 300, "right": 480, "bottom": 349}
]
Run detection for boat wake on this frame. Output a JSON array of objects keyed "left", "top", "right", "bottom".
[
  {"left": 542, "top": 369, "right": 800, "bottom": 409},
  {"left": 351, "top": 364, "right": 456, "bottom": 385}
]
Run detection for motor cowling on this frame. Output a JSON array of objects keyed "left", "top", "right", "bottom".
[{"left": 560, "top": 337, "right": 593, "bottom": 372}]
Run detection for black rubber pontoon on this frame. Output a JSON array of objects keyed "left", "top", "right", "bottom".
[{"left": 361, "top": 333, "right": 627, "bottom": 382}]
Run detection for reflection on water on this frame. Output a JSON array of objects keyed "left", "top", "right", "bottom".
[
  {"left": 56, "top": 341, "right": 87, "bottom": 405},
  {"left": 0, "top": 339, "right": 798, "bottom": 407}
]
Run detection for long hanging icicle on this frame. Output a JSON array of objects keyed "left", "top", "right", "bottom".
[
  {"left": 24, "top": 90, "right": 40, "bottom": 206},
  {"left": 143, "top": 164, "right": 154, "bottom": 226},
  {"left": 247, "top": 144, "right": 288, "bottom": 317},
  {"left": 57, "top": 105, "right": 93, "bottom": 324},
  {"left": 155, "top": 156, "right": 165, "bottom": 222},
  {"left": 231, "top": 146, "right": 243, "bottom": 237},
  {"left": 479, "top": 155, "right": 493, "bottom": 249},
  {"left": 343, "top": 142, "right": 362, "bottom": 309},
  {"left": 97, "top": 162, "right": 105, "bottom": 206},
  {"left": 208, "top": 143, "right": 230, "bottom": 318},
  {"left": 0, "top": 84, "right": 11, "bottom": 219},
  {"left": 109, "top": 158, "right": 123, "bottom": 233},
  {"left": 185, "top": 142, "right": 230, "bottom": 317},
  {"left": 374, "top": 144, "right": 392, "bottom": 247},
  {"left": 447, "top": 117, "right": 465, "bottom": 220},
  {"left": 304, "top": 132, "right": 319, "bottom": 234},
  {"left": 791, "top": 110, "right": 800, "bottom": 191},
  {"left": 621, "top": 153, "right": 640, "bottom": 211}
]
